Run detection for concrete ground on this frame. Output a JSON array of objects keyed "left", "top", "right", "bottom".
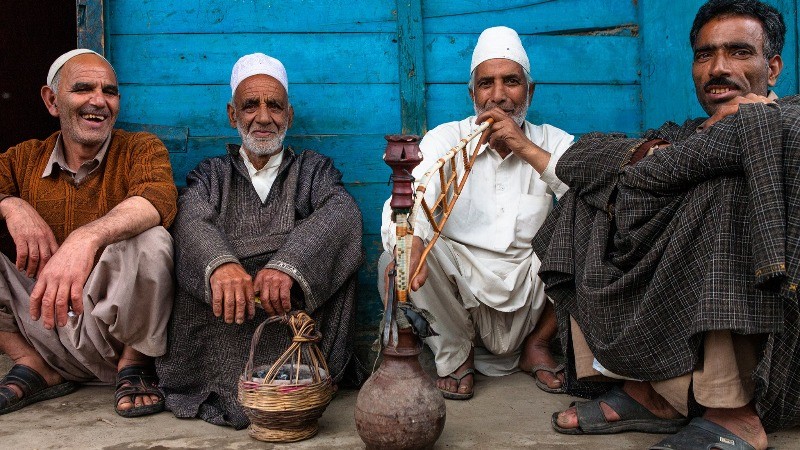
[{"left": 2, "top": 354, "right": 799, "bottom": 449}]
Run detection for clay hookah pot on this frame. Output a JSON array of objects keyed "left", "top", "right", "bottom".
[{"left": 354, "top": 135, "right": 446, "bottom": 449}]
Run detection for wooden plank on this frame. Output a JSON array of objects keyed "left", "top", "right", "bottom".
[
  {"left": 107, "top": 0, "right": 396, "bottom": 34},
  {"left": 355, "top": 234, "right": 386, "bottom": 329},
  {"left": 109, "top": 33, "right": 399, "bottom": 85},
  {"left": 770, "top": 0, "right": 799, "bottom": 96},
  {"left": 116, "top": 122, "right": 189, "bottom": 153},
  {"left": 640, "top": 0, "right": 700, "bottom": 129},
  {"left": 396, "top": 0, "right": 428, "bottom": 135},
  {"left": 347, "top": 183, "right": 389, "bottom": 235},
  {"left": 425, "top": 34, "right": 639, "bottom": 84},
  {"left": 117, "top": 84, "right": 401, "bottom": 137},
  {"left": 76, "top": 0, "right": 105, "bottom": 54},
  {"left": 427, "top": 84, "right": 641, "bottom": 135},
  {"left": 422, "top": 0, "right": 637, "bottom": 35},
  {"left": 172, "top": 135, "right": 390, "bottom": 184}
]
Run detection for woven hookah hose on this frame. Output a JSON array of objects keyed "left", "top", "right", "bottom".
[{"left": 407, "top": 119, "right": 493, "bottom": 284}]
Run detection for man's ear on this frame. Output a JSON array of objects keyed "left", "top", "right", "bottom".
[
  {"left": 287, "top": 104, "right": 294, "bottom": 129},
  {"left": 468, "top": 87, "right": 475, "bottom": 103},
  {"left": 528, "top": 82, "right": 535, "bottom": 103},
  {"left": 767, "top": 54, "right": 783, "bottom": 86},
  {"left": 40, "top": 85, "right": 59, "bottom": 118},
  {"left": 227, "top": 102, "right": 237, "bottom": 128}
]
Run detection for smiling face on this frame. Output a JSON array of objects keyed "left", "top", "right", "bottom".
[
  {"left": 41, "top": 53, "right": 120, "bottom": 154},
  {"left": 227, "top": 74, "right": 293, "bottom": 158},
  {"left": 470, "top": 58, "right": 533, "bottom": 126},
  {"left": 692, "top": 14, "right": 782, "bottom": 116}
]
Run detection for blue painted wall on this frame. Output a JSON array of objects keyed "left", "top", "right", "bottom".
[{"left": 87, "top": 0, "right": 798, "bottom": 350}]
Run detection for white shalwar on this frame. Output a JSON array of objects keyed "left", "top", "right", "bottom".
[{"left": 380, "top": 116, "right": 573, "bottom": 377}]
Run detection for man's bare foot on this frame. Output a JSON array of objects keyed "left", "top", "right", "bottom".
[
  {"left": 0, "top": 331, "right": 65, "bottom": 398},
  {"left": 437, "top": 348, "right": 474, "bottom": 397},
  {"left": 704, "top": 404, "right": 768, "bottom": 450},
  {"left": 519, "top": 302, "right": 563, "bottom": 391},
  {"left": 115, "top": 346, "right": 161, "bottom": 413},
  {"left": 554, "top": 381, "right": 683, "bottom": 429}
]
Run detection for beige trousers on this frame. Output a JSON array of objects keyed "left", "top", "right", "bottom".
[
  {"left": 571, "top": 317, "right": 761, "bottom": 416},
  {"left": 0, "top": 226, "right": 174, "bottom": 384},
  {"left": 378, "top": 241, "right": 542, "bottom": 377}
]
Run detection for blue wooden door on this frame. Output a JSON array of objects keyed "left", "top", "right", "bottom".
[{"left": 80, "top": 0, "right": 798, "bottom": 351}]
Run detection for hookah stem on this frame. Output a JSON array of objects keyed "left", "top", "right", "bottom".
[{"left": 394, "top": 210, "right": 411, "bottom": 302}]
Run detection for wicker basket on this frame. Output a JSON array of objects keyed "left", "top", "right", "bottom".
[{"left": 238, "top": 311, "right": 334, "bottom": 442}]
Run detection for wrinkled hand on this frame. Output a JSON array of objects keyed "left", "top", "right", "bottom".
[
  {"left": 29, "top": 230, "right": 97, "bottom": 329},
  {"left": 210, "top": 262, "right": 256, "bottom": 324},
  {"left": 383, "top": 236, "right": 428, "bottom": 303},
  {"left": 254, "top": 268, "right": 293, "bottom": 316},
  {"left": 1, "top": 197, "right": 59, "bottom": 278},
  {"left": 700, "top": 93, "right": 775, "bottom": 129},
  {"left": 476, "top": 107, "right": 538, "bottom": 158}
]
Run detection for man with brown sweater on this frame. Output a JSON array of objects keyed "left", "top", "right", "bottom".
[{"left": 0, "top": 49, "right": 177, "bottom": 418}]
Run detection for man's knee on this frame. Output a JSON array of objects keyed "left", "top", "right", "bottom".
[{"left": 104, "top": 226, "right": 173, "bottom": 266}]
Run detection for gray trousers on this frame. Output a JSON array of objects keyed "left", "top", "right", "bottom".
[{"left": 0, "top": 226, "right": 174, "bottom": 384}]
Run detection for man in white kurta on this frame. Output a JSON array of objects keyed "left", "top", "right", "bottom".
[{"left": 380, "top": 26, "right": 573, "bottom": 399}]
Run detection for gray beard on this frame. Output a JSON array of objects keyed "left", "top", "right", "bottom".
[
  {"left": 474, "top": 97, "right": 529, "bottom": 127},
  {"left": 238, "top": 124, "right": 287, "bottom": 157}
]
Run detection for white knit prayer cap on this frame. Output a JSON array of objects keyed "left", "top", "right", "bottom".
[
  {"left": 47, "top": 49, "right": 114, "bottom": 86},
  {"left": 230, "top": 53, "right": 289, "bottom": 96},
  {"left": 470, "top": 26, "right": 530, "bottom": 76}
]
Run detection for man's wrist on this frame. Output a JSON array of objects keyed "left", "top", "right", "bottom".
[{"left": 0, "top": 195, "right": 14, "bottom": 219}]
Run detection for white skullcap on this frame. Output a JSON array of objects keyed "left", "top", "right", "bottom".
[
  {"left": 47, "top": 49, "right": 114, "bottom": 86},
  {"left": 470, "top": 26, "right": 530, "bottom": 75},
  {"left": 230, "top": 53, "right": 289, "bottom": 96}
]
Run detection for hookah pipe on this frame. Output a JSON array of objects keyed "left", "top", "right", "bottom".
[{"left": 382, "top": 119, "right": 494, "bottom": 347}]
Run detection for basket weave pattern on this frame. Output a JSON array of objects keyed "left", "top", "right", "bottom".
[{"left": 238, "top": 311, "right": 334, "bottom": 442}]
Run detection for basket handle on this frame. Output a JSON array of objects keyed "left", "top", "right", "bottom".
[{"left": 242, "top": 311, "right": 323, "bottom": 382}]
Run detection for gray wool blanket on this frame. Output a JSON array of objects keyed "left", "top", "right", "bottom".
[
  {"left": 156, "top": 145, "right": 364, "bottom": 429},
  {"left": 533, "top": 96, "right": 800, "bottom": 432}
]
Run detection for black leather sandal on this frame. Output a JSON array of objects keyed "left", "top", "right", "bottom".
[
  {"left": 114, "top": 365, "right": 165, "bottom": 418},
  {"left": 0, "top": 364, "right": 78, "bottom": 415}
]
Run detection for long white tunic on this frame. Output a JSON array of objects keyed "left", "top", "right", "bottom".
[{"left": 381, "top": 117, "right": 573, "bottom": 313}]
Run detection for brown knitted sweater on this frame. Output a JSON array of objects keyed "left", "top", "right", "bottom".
[{"left": 0, "top": 129, "right": 177, "bottom": 243}]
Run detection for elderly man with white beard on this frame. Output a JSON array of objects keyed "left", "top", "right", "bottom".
[
  {"left": 156, "top": 53, "right": 364, "bottom": 429},
  {"left": 379, "top": 26, "right": 574, "bottom": 400}
]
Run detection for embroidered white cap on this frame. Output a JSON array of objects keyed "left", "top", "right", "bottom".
[
  {"left": 230, "top": 53, "right": 289, "bottom": 96},
  {"left": 470, "top": 26, "right": 530, "bottom": 76},
  {"left": 47, "top": 49, "right": 115, "bottom": 86}
]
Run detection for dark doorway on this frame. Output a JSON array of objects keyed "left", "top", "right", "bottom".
[{"left": 0, "top": 2, "right": 76, "bottom": 151}]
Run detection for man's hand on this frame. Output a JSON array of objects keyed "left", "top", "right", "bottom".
[
  {"left": 383, "top": 236, "right": 429, "bottom": 302},
  {"left": 210, "top": 262, "right": 255, "bottom": 324},
  {"left": 253, "top": 268, "right": 293, "bottom": 316},
  {"left": 700, "top": 93, "right": 775, "bottom": 129},
  {"left": 29, "top": 229, "right": 98, "bottom": 329},
  {"left": 0, "top": 197, "right": 59, "bottom": 278},
  {"left": 475, "top": 107, "right": 551, "bottom": 173}
]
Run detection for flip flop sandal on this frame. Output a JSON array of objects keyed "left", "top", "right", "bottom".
[
  {"left": 115, "top": 365, "right": 165, "bottom": 418},
  {"left": 0, "top": 364, "right": 78, "bottom": 415},
  {"left": 528, "top": 363, "right": 566, "bottom": 394},
  {"left": 650, "top": 417, "right": 772, "bottom": 450},
  {"left": 439, "top": 368, "right": 475, "bottom": 400},
  {"left": 551, "top": 385, "right": 689, "bottom": 435}
]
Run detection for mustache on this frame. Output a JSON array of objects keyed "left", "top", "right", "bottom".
[
  {"left": 79, "top": 106, "right": 109, "bottom": 115},
  {"left": 704, "top": 77, "right": 743, "bottom": 91}
]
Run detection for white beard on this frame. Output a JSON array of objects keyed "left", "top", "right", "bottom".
[{"left": 238, "top": 123, "right": 287, "bottom": 156}]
